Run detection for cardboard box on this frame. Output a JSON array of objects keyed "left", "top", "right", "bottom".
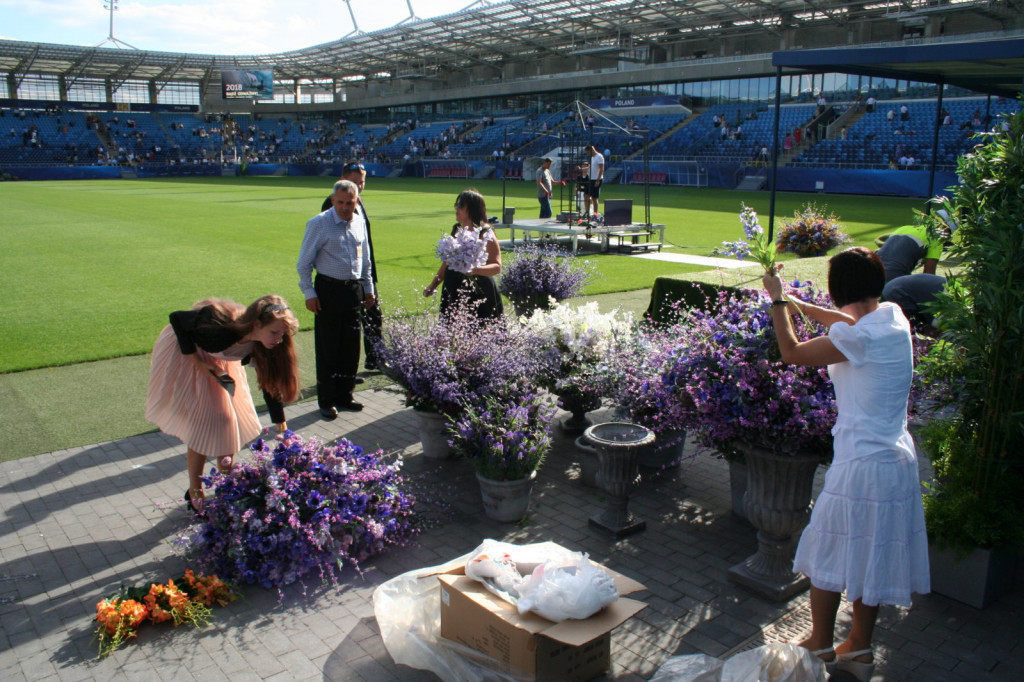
[{"left": 437, "top": 549, "right": 646, "bottom": 681}]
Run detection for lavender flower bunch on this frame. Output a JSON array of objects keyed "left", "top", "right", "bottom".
[
  {"left": 499, "top": 243, "right": 595, "bottom": 314},
  {"left": 448, "top": 390, "right": 557, "bottom": 481},
  {"left": 436, "top": 227, "right": 489, "bottom": 274},
  {"left": 374, "top": 305, "right": 545, "bottom": 415},
  {"left": 188, "top": 433, "right": 417, "bottom": 590},
  {"left": 664, "top": 285, "right": 837, "bottom": 457},
  {"left": 712, "top": 203, "right": 776, "bottom": 273}
]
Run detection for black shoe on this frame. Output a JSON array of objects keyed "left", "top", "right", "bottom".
[
  {"left": 354, "top": 376, "right": 365, "bottom": 385},
  {"left": 319, "top": 407, "right": 338, "bottom": 420},
  {"left": 364, "top": 359, "right": 378, "bottom": 371},
  {"left": 336, "top": 400, "right": 363, "bottom": 412}
]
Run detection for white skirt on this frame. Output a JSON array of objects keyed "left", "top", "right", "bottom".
[
  {"left": 793, "top": 452, "right": 931, "bottom": 606},
  {"left": 145, "top": 325, "right": 262, "bottom": 457}
]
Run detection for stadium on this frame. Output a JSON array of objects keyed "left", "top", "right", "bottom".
[{"left": 1, "top": 1, "right": 1023, "bottom": 680}]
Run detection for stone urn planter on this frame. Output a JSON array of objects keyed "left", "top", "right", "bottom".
[
  {"left": 585, "top": 422, "right": 654, "bottom": 537},
  {"left": 476, "top": 470, "right": 537, "bottom": 523},
  {"left": 727, "top": 442, "right": 821, "bottom": 601},
  {"left": 728, "top": 458, "right": 748, "bottom": 520},
  {"left": 556, "top": 389, "right": 603, "bottom": 435},
  {"left": 413, "top": 408, "right": 452, "bottom": 459},
  {"left": 638, "top": 428, "right": 687, "bottom": 470},
  {"left": 574, "top": 434, "right": 600, "bottom": 488}
]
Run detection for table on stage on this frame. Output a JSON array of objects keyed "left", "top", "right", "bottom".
[{"left": 495, "top": 218, "right": 666, "bottom": 255}]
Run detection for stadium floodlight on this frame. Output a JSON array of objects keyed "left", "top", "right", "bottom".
[{"left": 97, "top": 0, "right": 138, "bottom": 50}]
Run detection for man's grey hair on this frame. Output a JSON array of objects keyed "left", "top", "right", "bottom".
[{"left": 333, "top": 179, "right": 359, "bottom": 197}]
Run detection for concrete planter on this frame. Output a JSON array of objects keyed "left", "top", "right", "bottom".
[
  {"left": 929, "top": 544, "right": 1020, "bottom": 609},
  {"left": 476, "top": 470, "right": 537, "bottom": 522},
  {"left": 414, "top": 409, "right": 452, "bottom": 459}
]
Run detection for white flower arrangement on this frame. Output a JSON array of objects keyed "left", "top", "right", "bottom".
[{"left": 435, "top": 227, "right": 490, "bottom": 274}]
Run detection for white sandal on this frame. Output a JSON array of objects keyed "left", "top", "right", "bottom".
[
  {"left": 809, "top": 647, "right": 837, "bottom": 675},
  {"left": 836, "top": 648, "right": 875, "bottom": 681}
]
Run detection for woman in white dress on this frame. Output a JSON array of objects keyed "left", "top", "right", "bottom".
[{"left": 763, "top": 247, "right": 930, "bottom": 681}]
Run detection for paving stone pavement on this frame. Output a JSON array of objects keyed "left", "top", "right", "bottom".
[{"left": 1, "top": 389, "right": 1021, "bottom": 681}]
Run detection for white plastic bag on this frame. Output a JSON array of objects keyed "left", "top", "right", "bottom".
[
  {"left": 515, "top": 552, "right": 619, "bottom": 622},
  {"left": 649, "top": 643, "right": 826, "bottom": 682}
]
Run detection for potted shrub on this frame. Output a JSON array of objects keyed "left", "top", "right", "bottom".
[
  {"left": 520, "top": 301, "right": 634, "bottom": 434},
  {"left": 498, "top": 243, "right": 595, "bottom": 317},
  {"left": 915, "top": 107, "right": 1024, "bottom": 608},
  {"left": 665, "top": 284, "right": 838, "bottom": 600},
  {"left": 448, "top": 389, "right": 557, "bottom": 522},
  {"left": 374, "top": 306, "right": 542, "bottom": 458}
]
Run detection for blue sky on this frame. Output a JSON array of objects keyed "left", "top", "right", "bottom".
[{"left": 0, "top": 0, "right": 477, "bottom": 55}]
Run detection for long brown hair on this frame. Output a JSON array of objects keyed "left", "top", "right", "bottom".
[{"left": 198, "top": 295, "right": 300, "bottom": 403}]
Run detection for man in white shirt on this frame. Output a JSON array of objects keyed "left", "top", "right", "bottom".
[{"left": 583, "top": 144, "right": 604, "bottom": 217}]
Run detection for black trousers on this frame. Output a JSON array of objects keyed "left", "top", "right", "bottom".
[
  {"left": 313, "top": 274, "right": 363, "bottom": 409},
  {"left": 361, "top": 300, "right": 383, "bottom": 363}
]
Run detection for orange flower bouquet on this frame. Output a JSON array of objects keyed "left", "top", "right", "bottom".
[{"left": 94, "top": 572, "right": 236, "bottom": 658}]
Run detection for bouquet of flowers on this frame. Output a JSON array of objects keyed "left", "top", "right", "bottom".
[
  {"left": 374, "top": 305, "right": 545, "bottom": 415},
  {"left": 448, "top": 390, "right": 557, "bottom": 481},
  {"left": 436, "top": 227, "right": 490, "bottom": 274},
  {"left": 664, "top": 284, "right": 837, "bottom": 457},
  {"left": 499, "top": 243, "right": 595, "bottom": 316},
  {"left": 186, "top": 433, "right": 417, "bottom": 590},
  {"left": 94, "top": 571, "right": 236, "bottom": 658},
  {"left": 775, "top": 203, "right": 851, "bottom": 257},
  {"left": 711, "top": 203, "right": 776, "bottom": 273},
  {"left": 520, "top": 301, "right": 634, "bottom": 398}
]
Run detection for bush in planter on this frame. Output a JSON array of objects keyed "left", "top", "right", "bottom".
[
  {"left": 915, "top": 107, "right": 1024, "bottom": 555},
  {"left": 448, "top": 390, "right": 557, "bottom": 481},
  {"left": 499, "top": 243, "right": 596, "bottom": 316},
  {"left": 774, "top": 203, "right": 851, "bottom": 258},
  {"left": 373, "top": 303, "right": 543, "bottom": 416},
  {"left": 661, "top": 285, "right": 837, "bottom": 458}
]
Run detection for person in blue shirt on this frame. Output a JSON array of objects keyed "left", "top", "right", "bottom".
[{"left": 298, "top": 179, "right": 375, "bottom": 420}]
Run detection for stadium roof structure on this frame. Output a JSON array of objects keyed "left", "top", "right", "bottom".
[
  {"left": 772, "top": 35, "right": 1024, "bottom": 98},
  {"left": 2, "top": 0, "right": 1016, "bottom": 89}
]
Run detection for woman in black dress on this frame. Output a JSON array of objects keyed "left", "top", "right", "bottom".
[{"left": 424, "top": 188, "right": 503, "bottom": 320}]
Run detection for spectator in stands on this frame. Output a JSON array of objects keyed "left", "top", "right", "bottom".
[
  {"left": 899, "top": 104, "right": 909, "bottom": 121},
  {"left": 783, "top": 133, "right": 793, "bottom": 152},
  {"left": 145, "top": 295, "right": 299, "bottom": 512},
  {"left": 583, "top": 144, "right": 604, "bottom": 217},
  {"left": 794, "top": 127, "right": 802, "bottom": 145},
  {"left": 866, "top": 95, "right": 876, "bottom": 113},
  {"left": 536, "top": 157, "right": 554, "bottom": 219},
  {"left": 298, "top": 180, "right": 375, "bottom": 421},
  {"left": 712, "top": 113, "right": 722, "bottom": 128},
  {"left": 840, "top": 126, "right": 848, "bottom": 140},
  {"left": 423, "top": 188, "right": 503, "bottom": 320},
  {"left": 321, "top": 162, "right": 381, "bottom": 372},
  {"left": 886, "top": 108, "right": 895, "bottom": 122}
]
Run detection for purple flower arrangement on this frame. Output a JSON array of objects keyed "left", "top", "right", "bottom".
[
  {"left": 775, "top": 203, "right": 851, "bottom": 257},
  {"left": 499, "top": 243, "right": 595, "bottom": 315},
  {"left": 448, "top": 390, "right": 558, "bottom": 481},
  {"left": 659, "top": 284, "right": 838, "bottom": 458},
  {"left": 435, "top": 228, "right": 489, "bottom": 274},
  {"left": 188, "top": 433, "right": 417, "bottom": 590},
  {"left": 712, "top": 203, "right": 776, "bottom": 272},
  {"left": 374, "top": 305, "right": 545, "bottom": 415}
]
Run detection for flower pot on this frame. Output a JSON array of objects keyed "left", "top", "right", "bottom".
[
  {"left": 929, "top": 544, "right": 1020, "bottom": 609},
  {"left": 557, "top": 390, "right": 603, "bottom": 435},
  {"left": 728, "top": 458, "right": 748, "bottom": 520},
  {"left": 638, "top": 429, "right": 687, "bottom": 470},
  {"left": 475, "top": 470, "right": 537, "bottom": 522},
  {"left": 574, "top": 434, "right": 600, "bottom": 487},
  {"left": 584, "top": 422, "right": 654, "bottom": 537},
  {"left": 727, "top": 442, "right": 821, "bottom": 601},
  {"left": 414, "top": 409, "right": 452, "bottom": 459}
]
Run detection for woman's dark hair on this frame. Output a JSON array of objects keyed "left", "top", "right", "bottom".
[
  {"left": 827, "top": 246, "right": 886, "bottom": 307},
  {"left": 455, "top": 188, "right": 488, "bottom": 226}
]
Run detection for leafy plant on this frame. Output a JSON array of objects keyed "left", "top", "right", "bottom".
[
  {"left": 499, "top": 243, "right": 596, "bottom": 316},
  {"left": 916, "top": 104, "right": 1024, "bottom": 551},
  {"left": 448, "top": 390, "right": 557, "bottom": 481}
]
